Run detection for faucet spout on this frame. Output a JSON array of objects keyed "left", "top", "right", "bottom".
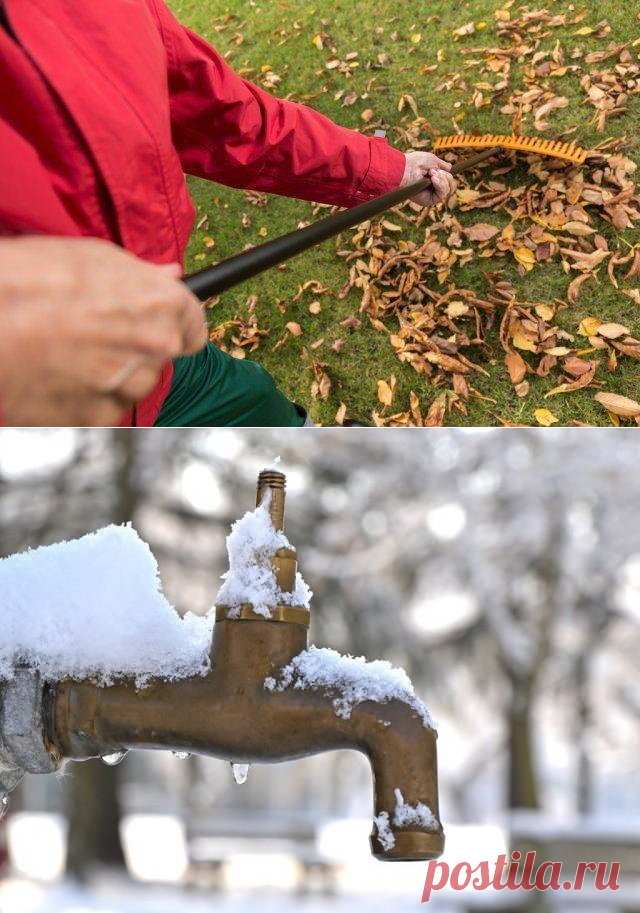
[
  {"left": 46, "top": 469, "right": 444, "bottom": 861},
  {"left": 48, "top": 617, "right": 444, "bottom": 860}
]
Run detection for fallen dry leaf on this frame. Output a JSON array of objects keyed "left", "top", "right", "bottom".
[
  {"left": 377, "top": 379, "right": 394, "bottom": 406},
  {"left": 409, "top": 391, "right": 423, "bottom": 427},
  {"left": 446, "top": 300, "right": 470, "bottom": 318},
  {"left": 563, "top": 221, "right": 596, "bottom": 237},
  {"left": 425, "top": 397, "right": 446, "bottom": 426},
  {"left": 463, "top": 223, "right": 500, "bottom": 242},
  {"left": 514, "top": 247, "right": 536, "bottom": 270},
  {"left": 563, "top": 356, "right": 595, "bottom": 376},
  {"left": 579, "top": 316, "right": 602, "bottom": 336},
  {"left": 594, "top": 391, "right": 640, "bottom": 418},
  {"left": 535, "top": 304, "right": 555, "bottom": 321},
  {"left": 505, "top": 351, "right": 527, "bottom": 384},
  {"left": 310, "top": 359, "right": 332, "bottom": 400},
  {"left": 535, "top": 407, "right": 559, "bottom": 426},
  {"left": 545, "top": 364, "right": 597, "bottom": 396},
  {"left": 597, "top": 322, "right": 631, "bottom": 339},
  {"left": 567, "top": 273, "right": 594, "bottom": 305}
]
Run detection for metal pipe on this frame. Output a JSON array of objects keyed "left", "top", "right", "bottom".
[
  {"left": 184, "top": 146, "right": 503, "bottom": 300},
  {"left": 255, "top": 469, "right": 296, "bottom": 595},
  {"left": 256, "top": 469, "right": 286, "bottom": 532}
]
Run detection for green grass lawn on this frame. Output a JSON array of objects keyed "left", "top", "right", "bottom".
[{"left": 170, "top": 0, "right": 640, "bottom": 425}]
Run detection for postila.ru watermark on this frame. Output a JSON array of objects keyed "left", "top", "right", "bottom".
[{"left": 422, "top": 851, "right": 620, "bottom": 902}]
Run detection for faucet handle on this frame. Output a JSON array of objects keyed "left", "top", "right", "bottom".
[{"left": 256, "top": 470, "right": 286, "bottom": 532}]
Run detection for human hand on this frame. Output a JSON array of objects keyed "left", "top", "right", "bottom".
[
  {"left": 400, "top": 151, "right": 456, "bottom": 208},
  {"left": 0, "top": 237, "right": 207, "bottom": 426}
]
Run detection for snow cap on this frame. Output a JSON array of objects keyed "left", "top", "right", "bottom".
[{"left": 0, "top": 524, "right": 213, "bottom": 686}]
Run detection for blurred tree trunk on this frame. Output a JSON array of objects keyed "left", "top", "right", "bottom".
[
  {"left": 504, "top": 512, "right": 560, "bottom": 813},
  {"left": 507, "top": 682, "right": 539, "bottom": 809},
  {"left": 575, "top": 648, "right": 592, "bottom": 815},
  {"left": 574, "top": 597, "right": 608, "bottom": 815},
  {"left": 65, "top": 760, "right": 126, "bottom": 878},
  {"left": 65, "top": 430, "right": 137, "bottom": 880}
]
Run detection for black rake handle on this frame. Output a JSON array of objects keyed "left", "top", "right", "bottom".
[{"left": 184, "top": 145, "right": 503, "bottom": 301}]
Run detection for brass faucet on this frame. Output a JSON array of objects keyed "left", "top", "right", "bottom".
[{"left": 46, "top": 470, "right": 444, "bottom": 861}]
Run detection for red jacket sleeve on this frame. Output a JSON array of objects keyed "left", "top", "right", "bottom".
[{"left": 149, "top": 0, "right": 406, "bottom": 209}]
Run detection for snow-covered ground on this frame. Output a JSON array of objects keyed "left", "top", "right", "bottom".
[
  {"left": 2, "top": 814, "right": 637, "bottom": 912},
  {"left": 0, "top": 878, "right": 448, "bottom": 913},
  {"left": 1, "top": 875, "right": 636, "bottom": 913}
]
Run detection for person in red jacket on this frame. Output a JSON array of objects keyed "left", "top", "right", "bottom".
[{"left": 0, "top": 0, "right": 455, "bottom": 427}]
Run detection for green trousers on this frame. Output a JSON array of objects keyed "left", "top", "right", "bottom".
[{"left": 154, "top": 342, "right": 306, "bottom": 427}]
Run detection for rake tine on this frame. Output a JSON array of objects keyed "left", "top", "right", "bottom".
[{"left": 434, "top": 133, "right": 587, "bottom": 164}]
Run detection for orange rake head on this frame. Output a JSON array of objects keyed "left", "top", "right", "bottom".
[{"left": 433, "top": 133, "right": 588, "bottom": 165}]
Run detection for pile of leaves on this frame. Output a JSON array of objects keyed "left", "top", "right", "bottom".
[
  {"left": 332, "top": 8, "right": 640, "bottom": 426},
  {"left": 337, "top": 136, "right": 640, "bottom": 425}
]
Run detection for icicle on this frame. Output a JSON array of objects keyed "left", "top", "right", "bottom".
[
  {"left": 231, "top": 763, "right": 249, "bottom": 784},
  {"left": 101, "top": 750, "right": 128, "bottom": 766}
]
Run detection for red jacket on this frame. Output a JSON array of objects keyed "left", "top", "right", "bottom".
[{"left": 0, "top": 0, "right": 405, "bottom": 425}]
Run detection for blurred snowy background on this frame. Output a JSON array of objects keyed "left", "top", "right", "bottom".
[{"left": 0, "top": 427, "right": 638, "bottom": 912}]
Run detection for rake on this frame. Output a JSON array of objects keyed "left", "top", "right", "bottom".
[
  {"left": 184, "top": 145, "right": 502, "bottom": 299},
  {"left": 184, "top": 135, "right": 587, "bottom": 300},
  {"left": 433, "top": 133, "right": 588, "bottom": 165}
]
